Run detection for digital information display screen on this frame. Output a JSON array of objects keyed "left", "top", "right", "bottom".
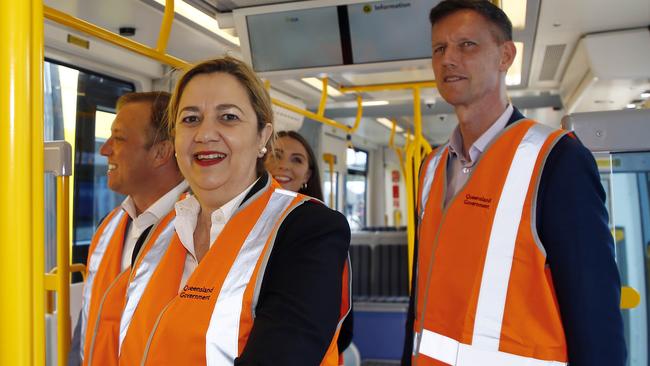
[
  {"left": 348, "top": 1, "right": 433, "bottom": 64},
  {"left": 247, "top": 7, "right": 344, "bottom": 72}
]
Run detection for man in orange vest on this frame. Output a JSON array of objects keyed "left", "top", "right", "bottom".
[
  {"left": 68, "top": 91, "right": 187, "bottom": 366},
  {"left": 403, "top": 1, "right": 626, "bottom": 365}
]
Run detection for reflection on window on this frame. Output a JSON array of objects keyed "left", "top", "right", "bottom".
[{"left": 345, "top": 148, "right": 368, "bottom": 231}]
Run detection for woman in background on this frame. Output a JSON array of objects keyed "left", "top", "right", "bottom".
[{"left": 266, "top": 130, "right": 354, "bottom": 360}]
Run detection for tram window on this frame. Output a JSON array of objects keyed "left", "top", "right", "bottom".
[
  {"left": 346, "top": 148, "right": 368, "bottom": 230},
  {"left": 323, "top": 171, "right": 339, "bottom": 210},
  {"left": 44, "top": 59, "right": 133, "bottom": 273}
]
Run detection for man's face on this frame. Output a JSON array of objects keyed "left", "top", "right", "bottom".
[
  {"left": 99, "top": 101, "right": 156, "bottom": 196},
  {"left": 431, "top": 10, "right": 514, "bottom": 108}
]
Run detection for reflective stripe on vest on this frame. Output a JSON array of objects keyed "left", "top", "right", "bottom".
[
  {"left": 419, "top": 145, "right": 446, "bottom": 221},
  {"left": 472, "top": 123, "right": 552, "bottom": 349},
  {"left": 119, "top": 211, "right": 177, "bottom": 353},
  {"left": 204, "top": 188, "right": 299, "bottom": 365},
  {"left": 414, "top": 121, "right": 568, "bottom": 365},
  {"left": 417, "top": 329, "right": 567, "bottom": 366},
  {"left": 81, "top": 208, "right": 127, "bottom": 362}
]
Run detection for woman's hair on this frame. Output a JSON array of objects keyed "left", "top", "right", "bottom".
[
  {"left": 276, "top": 131, "right": 323, "bottom": 201},
  {"left": 167, "top": 56, "right": 274, "bottom": 176}
]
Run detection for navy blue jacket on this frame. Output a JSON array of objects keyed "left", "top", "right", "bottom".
[{"left": 402, "top": 108, "right": 627, "bottom": 365}]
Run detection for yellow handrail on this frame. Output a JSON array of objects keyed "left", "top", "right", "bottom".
[
  {"left": 271, "top": 97, "right": 350, "bottom": 131},
  {"left": 44, "top": 6, "right": 189, "bottom": 69},
  {"left": 32, "top": 0, "right": 46, "bottom": 364},
  {"left": 317, "top": 77, "right": 329, "bottom": 117},
  {"left": 404, "top": 138, "right": 416, "bottom": 286},
  {"left": 323, "top": 153, "right": 337, "bottom": 208},
  {"left": 0, "top": 0, "right": 44, "bottom": 364},
  {"left": 338, "top": 80, "right": 437, "bottom": 93},
  {"left": 156, "top": 0, "right": 175, "bottom": 53},
  {"left": 56, "top": 176, "right": 71, "bottom": 365}
]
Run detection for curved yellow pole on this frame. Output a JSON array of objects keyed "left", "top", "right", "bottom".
[
  {"left": 1, "top": 0, "right": 43, "bottom": 363},
  {"left": 44, "top": 6, "right": 189, "bottom": 69},
  {"left": 317, "top": 77, "right": 328, "bottom": 117},
  {"left": 347, "top": 95, "right": 363, "bottom": 134},
  {"left": 156, "top": 0, "right": 175, "bottom": 53}
]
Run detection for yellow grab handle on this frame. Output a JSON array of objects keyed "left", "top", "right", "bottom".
[{"left": 620, "top": 286, "right": 640, "bottom": 309}]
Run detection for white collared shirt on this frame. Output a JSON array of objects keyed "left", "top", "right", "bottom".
[
  {"left": 120, "top": 180, "right": 189, "bottom": 270},
  {"left": 174, "top": 180, "right": 258, "bottom": 291},
  {"left": 445, "top": 104, "right": 514, "bottom": 206}
]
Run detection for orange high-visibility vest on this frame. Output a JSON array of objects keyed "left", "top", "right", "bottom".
[
  {"left": 120, "top": 181, "right": 350, "bottom": 366},
  {"left": 412, "top": 120, "right": 569, "bottom": 366},
  {"left": 81, "top": 208, "right": 129, "bottom": 365},
  {"left": 83, "top": 210, "right": 177, "bottom": 366}
]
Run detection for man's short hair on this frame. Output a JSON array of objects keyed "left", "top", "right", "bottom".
[
  {"left": 429, "top": 0, "right": 513, "bottom": 43},
  {"left": 116, "top": 91, "right": 172, "bottom": 147}
]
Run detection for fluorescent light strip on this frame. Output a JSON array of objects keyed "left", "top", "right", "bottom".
[
  {"left": 641, "top": 92, "right": 650, "bottom": 98},
  {"left": 626, "top": 104, "right": 637, "bottom": 109},
  {"left": 301, "top": 77, "right": 344, "bottom": 97},
  {"left": 376, "top": 118, "right": 404, "bottom": 133},
  {"left": 362, "top": 100, "right": 389, "bottom": 106},
  {"left": 153, "top": 0, "right": 240, "bottom": 45}
]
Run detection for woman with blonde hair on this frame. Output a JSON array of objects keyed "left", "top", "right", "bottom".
[{"left": 118, "top": 57, "right": 351, "bottom": 365}]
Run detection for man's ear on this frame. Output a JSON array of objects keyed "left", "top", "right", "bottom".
[
  {"left": 499, "top": 40, "right": 516, "bottom": 73},
  {"left": 151, "top": 140, "right": 174, "bottom": 168}
]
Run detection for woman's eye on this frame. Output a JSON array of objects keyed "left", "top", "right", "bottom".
[
  {"left": 221, "top": 113, "right": 240, "bottom": 122},
  {"left": 292, "top": 157, "right": 304, "bottom": 164},
  {"left": 180, "top": 115, "right": 199, "bottom": 124}
]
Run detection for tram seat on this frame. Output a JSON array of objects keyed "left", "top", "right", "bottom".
[{"left": 350, "top": 230, "right": 409, "bottom": 302}]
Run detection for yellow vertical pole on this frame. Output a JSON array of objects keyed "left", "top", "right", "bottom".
[
  {"left": 156, "top": 0, "right": 175, "bottom": 54},
  {"left": 404, "top": 140, "right": 416, "bottom": 287},
  {"left": 412, "top": 87, "right": 423, "bottom": 193},
  {"left": 31, "top": 0, "right": 46, "bottom": 364},
  {"left": 0, "top": 0, "right": 43, "bottom": 364},
  {"left": 57, "top": 176, "right": 71, "bottom": 365}
]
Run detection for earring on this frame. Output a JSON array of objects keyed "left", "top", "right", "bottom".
[
  {"left": 258, "top": 146, "right": 267, "bottom": 157},
  {"left": 302, "top": 182, "right": 307, "bottom": 189}
]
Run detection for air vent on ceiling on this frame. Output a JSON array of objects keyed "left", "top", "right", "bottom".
[{"left": 539, "top": 44, "right": 566, "bottom": 81}]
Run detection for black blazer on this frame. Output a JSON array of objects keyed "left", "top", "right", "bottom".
[
  {"left": 235, "top": 173, "right": 351, "bottom": 365},
  {"left": 402, "top": 109, "right": 626, "bottom": 365}
]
